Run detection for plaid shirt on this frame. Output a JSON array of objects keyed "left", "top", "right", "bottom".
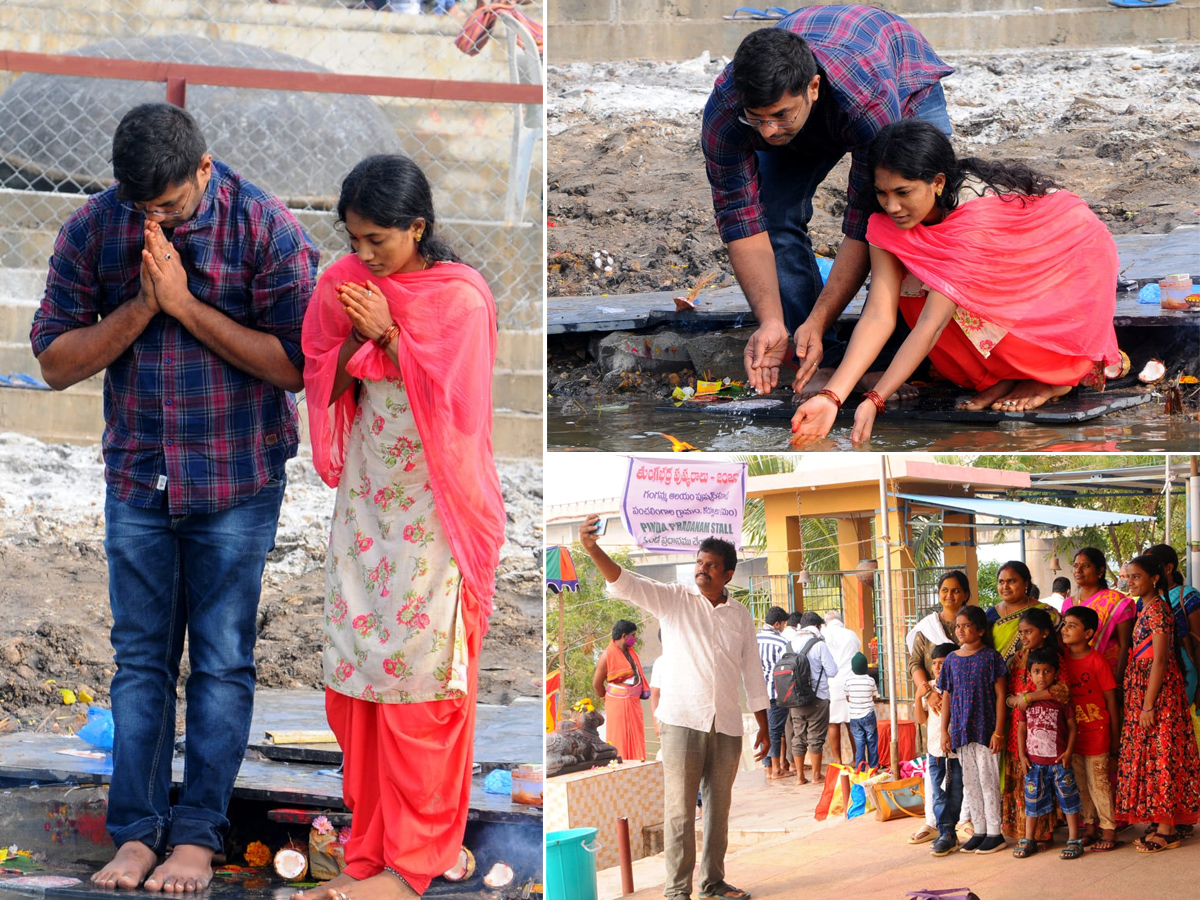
[
  {"left": 702, "top": 5, "right": 953, "bottom": 243},
  {"left": 31, "top": 161, "right": 319, "bottom": 515}
]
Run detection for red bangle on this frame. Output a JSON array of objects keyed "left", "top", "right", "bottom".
[
  {"left": 863, "top": 390, "right": 886, "bottom": 415},
  {"left": 817, "top": 388, "right": 842, "bottom": 411},
  {"left": 374, "top": 322, "right": 400, "bottom": 349}
]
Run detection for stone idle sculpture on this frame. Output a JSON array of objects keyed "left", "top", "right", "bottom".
[{"left": 545, "top": 709, "right": 620, "bottom": 777}]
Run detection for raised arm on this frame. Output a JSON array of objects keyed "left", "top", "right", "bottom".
[{"left": 579, "top": 515, "right": 623, "bottom": 583}]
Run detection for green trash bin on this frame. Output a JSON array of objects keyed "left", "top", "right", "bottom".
[{"left": 545, "top": 826, "right": 601, "bottom": 900}]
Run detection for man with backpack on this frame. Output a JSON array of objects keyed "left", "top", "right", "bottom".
[
  {"left": 779, "top": 611, "right": 839, "bottom": 785},
  {"left": 580, "top": 518, "right": 768, "bottom": 900},
  {"left": 757, "top": 606, "right": 792, "bottom": 780}
]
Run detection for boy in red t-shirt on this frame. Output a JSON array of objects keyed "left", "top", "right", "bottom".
[
  {"left": 1061, "top": 606, "right": 1121, "bottom": 852},
  {"left": 1016, "top": 647, "right": 1084, "bottom": 859}
]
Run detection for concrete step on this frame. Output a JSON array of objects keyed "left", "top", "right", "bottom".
[
  {"left": 547, "top": 0, "right": 1200, "bottom": 60},
  {"left": 0, "top": 303, "right": 39, "bottom": 343},
  {"left": 493, "top": 369, "right": 543, "bottom": 414},
  {"left": 492, "top": 409, "right": 542, "bottom": 458},
  {"left": 497, "top": 329, "right": 543, "bottom": 372}
]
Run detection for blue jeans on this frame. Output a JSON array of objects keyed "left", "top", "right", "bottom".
[
  {"left": 103, "top": 479, "right": 285, "bottom": 853},
  {"left": 933, "top": 755, "right": 965, "bottom": 839},
  {"left": 848, "top": 711, "right": 879, "bottom": 769},
  {"left": 764, "top": 699, "right": 790, "bottom": 763},
  {"left": 757, "top": 81, "right": 953, "bottom": 368}
]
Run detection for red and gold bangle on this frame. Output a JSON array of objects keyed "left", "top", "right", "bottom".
[
  {"left": 816, "top": 388, "right": 842, "bottom": 411},
  {"left": 374, "top": 322, "right": 400, "bottom": 349},
  {"left": 863, "top": 390, "right": 886, "bottom": 415}
]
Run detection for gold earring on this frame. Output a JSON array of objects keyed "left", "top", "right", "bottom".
[
  {"left": 415, "top": 232, "right": 423, "bottom": 242},
  {"left": 935, "top": 186, "right": 943, "bottom": 196}
]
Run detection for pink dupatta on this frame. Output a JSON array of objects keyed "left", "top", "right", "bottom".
[
  {"left": 302, "top": 254, "right": 506, "bottom": 625},
  {"left": 865, "top": 191, "right": 1120, "bottom": 366}
]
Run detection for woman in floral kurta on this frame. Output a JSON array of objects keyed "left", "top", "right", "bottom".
[{"left": 300, "top": 155, "right": 506, "bottom": 899}]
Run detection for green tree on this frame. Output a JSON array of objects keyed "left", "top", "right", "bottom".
[
  {"left": 975, "top": 559, "right": 1002, "bottom": 610},
  {"left": 546, "top": 543, "right": 647, "bottom": 709}
]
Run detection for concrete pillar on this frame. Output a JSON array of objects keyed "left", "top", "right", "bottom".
[{"left": 1027, "top": 533, "right": 1066, "bottom": 600}]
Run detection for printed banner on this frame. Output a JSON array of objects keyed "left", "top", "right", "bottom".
[{"left": 620, "top": 457, "right": 746, "bottom": 553}]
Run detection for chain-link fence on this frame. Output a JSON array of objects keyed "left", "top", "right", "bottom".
[{"left": 0, "top": 0, "right": 543, "bottom": 324}]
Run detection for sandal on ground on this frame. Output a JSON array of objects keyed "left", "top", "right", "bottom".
[
  {"left": 1061, "top": 838, "right": 1085, "bottom": 860},
  {"left": 1079, "top": 832, "right": 1098, "bottom": 848},
  {"left": 1013, "top": 838, "right": 1038, "bottom": 859},
  {"left": 699, "top": 883, "right": 751, "bottom": 900},
  {"left": 908, "top": 825, "right": 937, "bottom": 844},
  {"left": 1134, "top": 833, "right": 1179, "bottom": 853},
  {"left": 1089, "top": 839, "right": 1125, "bottom": 852},
  {"left": 1177, "top": 824, "right": 1194, "bottom": 839}
]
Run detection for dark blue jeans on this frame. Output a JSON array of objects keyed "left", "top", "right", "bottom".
[
  {"left": 765, "top": 699, "right": 790, "bottom": 763},
  {"left": 932, "top": 755, "right": 964, "bottom": 839},
  {"left": 757, "top": 81, "right": 953, "bottom": 368},
  {"left": 103, "top": 479, "right": 285, "bottom": 853},
  {"left": 848, "top": 711, "right": 879, "bottom": 769}
]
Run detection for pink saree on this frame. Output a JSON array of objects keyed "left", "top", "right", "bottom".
[
  {"left": 1062, "top": 587, "right": 1136, "bottom": 676},
  {"left": 865, "top": 191, "right": 1120, "bottom": 375},
  {"left": 302, "top": 254, "right": 506, "bottom": 625}
]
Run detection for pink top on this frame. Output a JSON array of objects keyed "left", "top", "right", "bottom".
[
  {"left": 302, "top": 255, "right": 506, "bottom": 625},
  {"left": 865, "top": 190, "right": 1120, "bottom": 367}
]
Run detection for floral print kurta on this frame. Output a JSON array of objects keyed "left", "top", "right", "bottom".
[{"left": 323, "top": 374, "right": 467, "bottom": 704}]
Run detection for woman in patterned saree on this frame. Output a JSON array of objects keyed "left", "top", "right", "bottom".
[
  {"left": 1061, "top": 547, "right": 1135, "bottom": 686},
  {"left": 300, "top": 155, "right": 506, "bottom": 900},
  {"left": 790, "top": 119, "right": 1119, "bottom": 443}
]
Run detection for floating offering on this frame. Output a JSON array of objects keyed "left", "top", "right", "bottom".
[
  {"left": 1103, "top": 350, "right": 1131, "bottom": 380},
  {"left": 482, "top": 861, "right": 514, "bottom": 889},
  {"left": 273, "top": 845, "right": 308, "bottom": 881},
  {"left": 1137, "top": 358, "right": 1166, "bottom": 384}
]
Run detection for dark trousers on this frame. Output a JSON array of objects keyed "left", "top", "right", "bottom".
[
  {"left": 765, "top": 699, "right": 790, "bottom": 762},
  {"left": 933, "top": 755, "right": 965, "bottom": 839}
]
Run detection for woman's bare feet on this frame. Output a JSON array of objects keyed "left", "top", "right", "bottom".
[
  {"left": 342, "top": 871, "right": 418, "bottom": 900},
  {"left": 989, "top": 380, "right": 1071, "bottom": 411},
  {"left": 143, "top": 844, "right": 214, "bottom": 893},
  {"left": 92, "top": 840, "right": 158, "bottom": 890},
  {"left": 292, "top": 872, "right": 357, "bottom": 900},
  {"left": 956, "top": 379, "right": 1016, "bottom": 411},
  {"left": 791, "top": 367, "right": 837, "bottom": 401}
]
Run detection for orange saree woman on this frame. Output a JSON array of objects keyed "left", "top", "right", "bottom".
[{"left": 599, "top": 639, "right": 648, "bottom": 762}]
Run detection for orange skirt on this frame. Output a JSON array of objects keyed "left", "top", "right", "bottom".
[
  {"left": 604, "top": 684, "right": 647, "bottom": 762},
  {"left": 325, "top": 587, "right": 482, "bottom": 895},
  {"left": 899, "top": 294, "right": 1096, "bottom": 392}
]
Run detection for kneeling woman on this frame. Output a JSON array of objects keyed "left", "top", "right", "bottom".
[
  {"left": 792, "top": 119, "right": 1120, "bottom": 442},
  {"left": 300, "top": 155, "right": 506, "bottom": 899}
]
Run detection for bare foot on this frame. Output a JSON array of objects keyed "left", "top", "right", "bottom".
[
  {"left": 293, "top": 873, "right": 358, "bottom": 900},
  {"left": 342, "top": 871, "right": 418, "bottom": 900},
  {"left": 791, "top": 367, "right": 837, "bottom": 401},
  {"left": 143, "top": 844, "right": 214, "bottom": 893},
  {"left": 795, "top": 776, "right": 808, "bottom": 786},
  {"left": 989, "top": 379, "right": 1071, "bottom": 412},
  {"left": 956, "top": 379, "right": 1016, "bottom": 411},
  {"left": 856, "top": 371, "right": 918, "bottom": 401},
  {"left": 92, "top": 841, "right": 158, "bottom": 890}
]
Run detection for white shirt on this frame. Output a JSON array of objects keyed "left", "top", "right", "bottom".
[
  {"left": 790, "top": 626, "right": 839, "bottom": 700},
  {"left": 822, "top": 620, "right": 862, "bottom": 684},
  {"left": 781, "top": 625, "right": 799, "bottom": 644},
  {"left": 1044, "top": 591, "right": 1067, "bottom": 613},
  {"left": 608, "top": 567, "right": 768, "bottom": 736}
]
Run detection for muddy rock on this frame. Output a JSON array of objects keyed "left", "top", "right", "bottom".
[{"left": 592, "top": 330, "right": 694, "bottom": 374}]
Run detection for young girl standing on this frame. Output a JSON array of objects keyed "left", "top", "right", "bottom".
[
  {"left": 1002, "top": 607, "right": 1070, "bottom": 845},
  {"left": 937, "top": 605, "right": 1009, "bottom": 854},
  {"left": 1115, "top": 555, "right": 1200, "bottom": 852}
]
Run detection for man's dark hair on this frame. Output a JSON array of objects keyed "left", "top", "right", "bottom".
[
  {"left": 799, "top": 610, "right": 824, "bottom": 629},
  {"left": 338, "top": 153, "right": 459, "bottom": 264},
  {"left": 112, "top": 103, "right": 207, "bottom": 203},
  {"left": 786, "top": 611, "right": 803, "bottom": 628},
  {"left": 1027, "top": 646, "right": 1060, "bottom": 672},
  {"left": 611, "top": 619, "right": 638, "bottom": 642},
  {"left": 1063, "top": 605, "right": 1098, "bottom": 636},
  {"left": 931, "top": 642, "right": 956, "bottom": 661},
  {"left": 698, "top": 537, "right": 737, "bottom": 573},
  {"left": 731, "top": 27, "right": 819, "bottom": 110},
  {"left": 765, "top": 606, "right": 789, "bottom": 627},
  {"left": 1051, "top": 577, "right": 1072, "bottom": 595}
]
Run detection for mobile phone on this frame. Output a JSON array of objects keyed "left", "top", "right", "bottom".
[{"left": 592, "top": 517, "right": 608, "bottom": 536}]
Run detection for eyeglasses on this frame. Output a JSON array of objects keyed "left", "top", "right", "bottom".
[
  {"left": 737, "top": 110, "right": 802, "bottom": 130},
  {"left": 134, "top": 179, "right": 198, "bottom": 219}
]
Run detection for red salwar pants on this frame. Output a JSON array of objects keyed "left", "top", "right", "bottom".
[{"left": 325, "top": 587, "right": 483, "bottom": 896}]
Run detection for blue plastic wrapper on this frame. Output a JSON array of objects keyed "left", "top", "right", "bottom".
[
  {"left": 1138, "top": 283, "right": 1161, "bottom": 304},
  {"left": 816, "top": 256, "right": 834, "bottom": 284},
  {"left": 77, "top": 707, "right": 114, "bottom": 751},
  {"left": 482, "top": 768, "right": 513, "bottom": 795}
]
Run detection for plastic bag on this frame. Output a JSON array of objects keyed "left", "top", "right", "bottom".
[
  {"left": 483, "top": 768, "right": 513, "bottom": 795},
  {"left": 814, "top": 764, "right": 851, "bottom": 821},
  {"left": 77, "top": 707, "right": 114, "bottom": 751}
]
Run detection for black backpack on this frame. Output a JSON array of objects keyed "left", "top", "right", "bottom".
[{"left": 772, "top": 635, "right": 824, "bottom": 708}]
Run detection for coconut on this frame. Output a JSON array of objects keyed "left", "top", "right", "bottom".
[
  {"left": 273, "top": 846, "right": 308, "bottom": 881},
  {"left": 1103, "top": 350, "right": 1131, "bottom": 380},
  {"left": 1137, "top": 358, "right": 1166, "bottom": 384},
  {"left": 442, "top": 847, "right": 476, "bottom": 882},
  {"left": 482, "top": 861, "right": 514, "bottom": 889}
]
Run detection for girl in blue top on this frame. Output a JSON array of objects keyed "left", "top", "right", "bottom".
[{"left": 935, "top": 605, "right": 1008, "bottom": 855}]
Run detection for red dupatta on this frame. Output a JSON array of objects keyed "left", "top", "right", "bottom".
[
  {"left": 302, "top": 254, "right": 506, "bottom": 625},
  {"left": 865, "top": 191, "right": 1120, "bottom": 366}
]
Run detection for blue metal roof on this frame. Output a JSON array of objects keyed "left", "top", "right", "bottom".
[{"left": 896, "top": 493, "right": 1155, "bottom": 530}]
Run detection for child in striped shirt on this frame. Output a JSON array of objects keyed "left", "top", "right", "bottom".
[{"left": 844, "top": 652, "right": 880, "bottom": 768}]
